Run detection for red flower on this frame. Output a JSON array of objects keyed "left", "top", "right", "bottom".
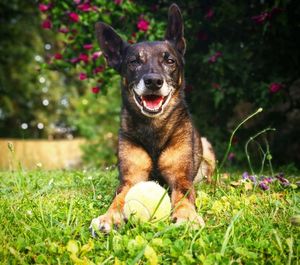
[
  {"left": 137, "top": 18, "right": 150, "bottom": 32},
  {"left": 41, "top": 19, "right": 52, "bottom": 29},
  {"left": 69, "top": 12, "right": 80, "bottom": 23},
  {"left": 83, "top": 44, "right": 93, "bottom": 50},
  {"left": 77, "top": 3, "right": 91, "bottom": 12},
  {"left": 93, "top": 66, "right": 105, "bottom": 74},
  {"left": 54, "top": 53, "right": 63, "bottom": 60},
  {"left": 92, "top": 51, "right": 102, "bottom": 60},
  {"left": 270, "top": 7, "right": 284, "bottom": 17},
  {"left": 211, "top": 82, "right": 220, "bottom": 89},
  {"left": 91, "top": 86, "right": 100, "bottom": 94},
  {"left": 197, "top": 30, "right": 208, "bottom": 41},
  {"left": 78, "top": 53, "right": 89, "bottom": 63},
  {"left": 205, "top": 8, "right": 214, "bottom": 20},
  {"left": 251, "top": 12, "right": 270, "bottom": 24},
  {"left": 151, "top": 4, "right": 159, "bottom": 12},
  {"left": 79, "top": 73, "right": 87, "bottom": 80},
  {"left": 269, "top": 82, "right": 284, "bottom": 93},
  {"left": 114, "top": 0, "right": 123, "bottom": 5},
  {"left": 39, "top": 3, "right": 51, "bottom": 12}
]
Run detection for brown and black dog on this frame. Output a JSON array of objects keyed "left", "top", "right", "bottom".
[{"left": 90, "top": 4, "right": 215, "bottom": 234}]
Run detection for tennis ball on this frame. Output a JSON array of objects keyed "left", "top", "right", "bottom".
[{"left": 123, "top": 181, "right": 171, "bottom": 223}]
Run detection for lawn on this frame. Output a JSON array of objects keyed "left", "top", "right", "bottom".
[{"left": 0, "top": 169, "right": 299, "bottom": 264}]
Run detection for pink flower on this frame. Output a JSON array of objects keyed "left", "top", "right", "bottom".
[
  {"left": 228, "top": 152, "right": 235, "bottom": 161},
  {"left": 137, "top": 18, "right": 150, "bottom": 32},
  {"left": 208, "top": 51, "right": 222, "bottom": 63},
  {"left": 215, "top": 51, "right": 222, "bottom": 57},
  {"left": 92, "top": 51, "right": 102, "bottom": 60},
  {"left": 205, "top": 8, "right": 214, "bottom": 20},
  {"left": 54, "top": 53, "right": 63, "bottom": 60},
  {"left": 39, "top": 3, "right": 51, "bottom": 12},
  {"left": 70, "top": 57, "right": 80, "bottom": 64},
  {"left": 74, "top": 0, "right": 81, "bottom": 4},
  {"left": 269, "top": 82, "right": 284, "bottom": 93},
  {"left": 58, "top": 27, "right": 69, "bottom": 33},
  {"left": 69, "top": 12, "right": 80, "bottom": 23},
  {"left": 91, "top": 86, "right": 100, "bottom": 94},
  {"left": 93, "top": 66, "right": 104, "bottom": 74},
  {"left": 77, "top": 3, "right": 91, "bottom": 12},
  {"left": 41, "top": 19, "right": 52, "bottom": 29},
  {"left": 114, "top": 0, "right": 123, "bottom": 5},
  {"left": 79, "top": 73, "right": 87, "bottom": 80},
  {"left": 252, "top": 8, "right": 283, "bottom": 25},
  {"left": 78, "top": 53, "right": 89, "bottom": 63},
  {"left": 83, "top": 44, "right": 93, "bottom": 50},
  {"left": 251, "top": 12, "right": 270, "bottom": 24}
]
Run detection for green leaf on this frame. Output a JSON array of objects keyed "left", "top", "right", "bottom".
[
  {"left": 66, "top": 240, "right": 79, "bottom": 255},
  {"left": 235, "top": 247, "right": 258, "bottom": 259},
  {"left": 144, "top": 245, "right": 158, "bottom": 265},
  {"left": 80, "top": 239, "right": 94, "bottom": 256}
]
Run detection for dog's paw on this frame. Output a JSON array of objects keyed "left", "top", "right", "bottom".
[
  {"left": 89, "top": 211, "right": 123, "bottom": 236},
  {"left": 172, "top": 206, "right": 205, "bottom": 228}
]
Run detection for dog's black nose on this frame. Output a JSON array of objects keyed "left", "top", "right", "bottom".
[{"left": 143, "top": 74, "right": 164, "bottom": 90}]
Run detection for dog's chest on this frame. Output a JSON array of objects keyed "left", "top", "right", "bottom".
[{"left": 134, "top": 125, "right": 167, "bottom": 159}]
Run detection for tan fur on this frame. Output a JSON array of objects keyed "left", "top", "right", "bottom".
[
  {"left": 91, "top": 4, "right": 216, "bottom": 234},
  {"left": 194, "top": 137, "right": 216, "bottom": 183}
]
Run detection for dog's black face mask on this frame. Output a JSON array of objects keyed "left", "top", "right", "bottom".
[{"left": 96, "top": 4, "right": 186, "bottom": 117}]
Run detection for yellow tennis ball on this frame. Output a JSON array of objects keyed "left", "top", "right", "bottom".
[{"left": 123, "top": 181, "right": 171, "bottom": 223}]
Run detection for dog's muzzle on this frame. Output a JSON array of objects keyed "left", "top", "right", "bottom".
[{"left": 132, "top": 75, "right": 173, "bottom": 117}]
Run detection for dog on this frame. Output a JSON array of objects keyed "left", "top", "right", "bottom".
[{"left": 90, "top": 3, "right": 215, "bottom": 234}]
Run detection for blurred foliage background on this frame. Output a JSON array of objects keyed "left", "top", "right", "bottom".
[{"left": 0, "top": 0, "right": 299, "bottom": 170}]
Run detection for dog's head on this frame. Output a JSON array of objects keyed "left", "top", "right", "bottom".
[{"left": 95, "top": 4, "right": 185, "bottom": 118}]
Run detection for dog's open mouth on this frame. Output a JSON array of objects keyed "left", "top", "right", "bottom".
[{"left": 133, "top": 92, "right": 172, "bottom": 116}]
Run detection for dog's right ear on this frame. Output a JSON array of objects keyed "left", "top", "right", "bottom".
[{"left": 95, "top": 22, "right": 128, "bottom": 72}]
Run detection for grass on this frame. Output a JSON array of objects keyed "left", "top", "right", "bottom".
[{"left": 0, "top": 168, "right": 299, "bottom": 264}]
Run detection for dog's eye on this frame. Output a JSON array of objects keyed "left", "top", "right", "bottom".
[
  {"left": 163, "top": 53, "right": 175, "bottom": 65},
  {"left": 166, "top": 58, "right": 175, "bottom": 64},
  {"left": 128, "top": 58, "right": 140, "bottom": 66},
  {"left": 130, "top": 59, "right": 138, "bottom": 64}
]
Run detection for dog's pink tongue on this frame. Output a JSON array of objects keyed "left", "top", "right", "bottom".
[{"left": 142, "top": 95, "right": 164, "bottom": 109}]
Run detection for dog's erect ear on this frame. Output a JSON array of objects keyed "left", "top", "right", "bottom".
[
  {"left": 165, "top": 4, "right": 186, "bottom": 55},
  {"left": 95, "top": 22, "right": 128, "bottom": 72}
]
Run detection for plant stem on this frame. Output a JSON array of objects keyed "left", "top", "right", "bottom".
[
  {"left": 244, "top": 127, "right": 276, "bottom": 175},
  {"left": 219, "top": 107, "right": 263, "bottom": 170}
]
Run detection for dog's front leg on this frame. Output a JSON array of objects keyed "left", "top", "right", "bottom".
[
  {"left": 159, "top": 143, "right": 205, "bottom": 227},
  {"left": 90, "top": 138, "right": 152, "bottom": 235}
]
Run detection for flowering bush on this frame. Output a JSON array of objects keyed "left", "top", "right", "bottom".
[{"left": 2, "top": 0, "right": 298, "bottom": 166}]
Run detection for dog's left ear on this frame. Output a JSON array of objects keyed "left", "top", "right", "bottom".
[{"left": 165, "top": 4, "right": 186, "bottom": 55}]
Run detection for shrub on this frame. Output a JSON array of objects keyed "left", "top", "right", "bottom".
[{"left": 2, "top": 0, "right": 299, "bottom": 167}]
